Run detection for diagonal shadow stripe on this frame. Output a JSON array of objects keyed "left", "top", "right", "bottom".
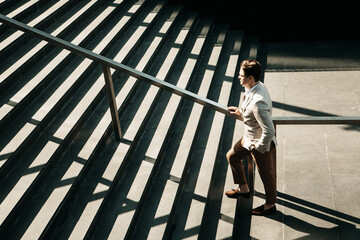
[{"left": 272, "top": 101, "right": 338, "bottom": 117}]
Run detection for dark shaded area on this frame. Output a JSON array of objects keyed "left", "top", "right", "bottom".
[
  {"left": 254, "top": 191, "right": 360, "bottom": 239},
  {"left": 169, "top": 0, "right": 360, "bottom": 41},
  {"left": 259, "top": 40, "right": 360, "bottom": 72}
]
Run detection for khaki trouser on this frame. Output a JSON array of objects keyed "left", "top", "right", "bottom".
[{"left": 226, "top": 138, "right": 277, "bottom": 204}]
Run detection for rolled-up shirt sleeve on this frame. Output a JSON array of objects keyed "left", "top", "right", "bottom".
[{"left": 253, "top": 100, "right": 275, "bottom": 153}]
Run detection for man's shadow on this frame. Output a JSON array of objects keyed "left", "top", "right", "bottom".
[
  {"left": 234, "top": 191, "right": 360, "bottom": 239},
  {"left": 267, "top": 211, "right": 358, "bottom": 239},
  {"left": 259, "top": 192, "right": 359, "bottom": 239}
]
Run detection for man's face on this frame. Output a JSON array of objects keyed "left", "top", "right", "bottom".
[{"left": 238, "top": 68, "right": 251, "bottom": 87}]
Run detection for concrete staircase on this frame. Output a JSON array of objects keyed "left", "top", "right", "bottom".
[{"left": 0, "top": 0, "right": 259, "bottom": 239}]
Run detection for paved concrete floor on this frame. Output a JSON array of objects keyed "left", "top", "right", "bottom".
[{"left": 250, "top": 41, "right": 360, "bottom": 239}]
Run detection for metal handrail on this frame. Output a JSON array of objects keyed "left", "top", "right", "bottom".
[
  {"left": 1, "top": 15, "right": 360, "bottom": 137},
  {"left": 0, "top": 14, "right": 230, "bottom": 140}
]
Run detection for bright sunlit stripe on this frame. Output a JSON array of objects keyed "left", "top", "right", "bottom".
[
  {"left": 6, "top": 0, "right": 39, "bottom": 18},
  {"left": 108, "top": 161, "right": 153, "bottom": 239},
  {"left": 185, "top": 36, "right": 240, "bottom": 238},
  {"left": 0, "top": 104, "right": 14, "bottom": 122},
  {"left": 0, "top": 123, "right": 36, "bottom": 168},
  {"left": 68, "top": 140, "right": 128, "bottom": 239},
  {"left": 9, "top": 0, "right": 122, "bottom": 105},
  {"left": 0, "top": 141, "right": 59, "bottom": 225},
  {"left": 146, "top": 23, "right": 212, "bottom": 239},
  {"left": 0, "top": 0, "right": 98, "bottom": 84},
  {"left": 0, "top": 0, "right": 69, "bottom": 52},
  {"left": 21, "top": 184, "right": 72, "bottom": 240},
  {"left": 109, "top": 12, "right": 194, "bottom": 239},
  {"left": 68, "top": 4, "right": 174, "bottom": 239},
  {"left": 216, "top": 37, "right": 243, "bottom": 239}
]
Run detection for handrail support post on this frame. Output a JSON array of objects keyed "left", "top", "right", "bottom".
[{"left": 102, "top": 65, "right": 122, "bottom": 141}]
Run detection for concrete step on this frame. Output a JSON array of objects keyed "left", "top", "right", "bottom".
[
  {"left": 0, "top": 0, "right": 262, "bottom": 239},
  {"left": 97, "top": 17, "right": 212, "bottom": 240},
  {"left": 0, "top": 0, "right": 128, "bottom": 113},
  {"left": 0, "top": 0, "right": 42, "bottom": 23},
  {"left": 0, "top": 0, "right": 78, "bottom": 59},
  {"left": 0, "top": 0, "right": 102, "bottom": 93},
  {"left": 161, "top": 25, "right": 231, "bottom": 239},
  {"left": 50, "top": 10, "right": 198, "bottom": 240},
  {"left": 124, "top": 19, "right": 214, "bottom": 239},
  {"left": 180, "top": 31, "right": 244, "bottom": 240},
  {"left": 76, "top": 24, "right": 244, "bottom": 240},
  {"left": 0, "top": 0, "right": 19, "bottom": 14},
  {"left": 0, "top": 0, "right": 167, "bottom": 237},
  {"left": 0, "top": 1, "right": 190, "bottom": 239},
  {"left": 0, "top": 0, "right": 132, "bottom": 173}
]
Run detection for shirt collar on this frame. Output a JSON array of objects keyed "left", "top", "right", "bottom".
[{"left": 245, "top": 82, "right": 259, "bottom": 95}]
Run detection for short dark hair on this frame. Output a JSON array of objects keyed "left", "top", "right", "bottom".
[{"left": 241, "top": 59, "right": 262, "bottom": 82}]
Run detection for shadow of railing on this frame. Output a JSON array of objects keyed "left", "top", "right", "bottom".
[
  {"left": 255, "top": 191, "right": 360, "bottom": 239},
  {"left": 272, "top": 101, "right": 338, "bottom": 117}
]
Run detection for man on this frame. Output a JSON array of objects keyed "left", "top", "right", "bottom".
[{"left": 226, "top": 59, "right": 277, "bottom": 216}]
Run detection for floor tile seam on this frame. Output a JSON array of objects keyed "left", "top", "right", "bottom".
[
  {"left": 276, "top": 114, "right": 285, "bottom": 240},
  {"left": 281, "top": 126, "right": 286, "bottom": 240},
  {"left": 356, "top": 91, "right": 360, "bottom": 112},
  {"left": 324, "top": 132, "right": 337, "bottom": 213},
  {"left": 329, "top": 173, "right": 360, "bottom": 176}
]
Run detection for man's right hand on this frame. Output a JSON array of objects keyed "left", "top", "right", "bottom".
[{"left": 228, "top": 106, "right": 240, "bottom": 115}]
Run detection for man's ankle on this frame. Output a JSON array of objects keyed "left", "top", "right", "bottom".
[
  {"left": 239, "top": 184, "right": 250, "bottom": 192},
  {"left": 264, "top": 203, "right": 275, "bottom": 210}
]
